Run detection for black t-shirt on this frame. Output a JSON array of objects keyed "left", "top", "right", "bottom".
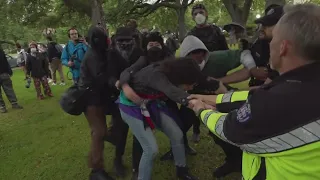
[{"left": 188, "top": 25, "right": 229, "bottom": 52}]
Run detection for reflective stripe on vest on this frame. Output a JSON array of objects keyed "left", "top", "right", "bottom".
[
  {"left": 216, "top": 91, "right": 249, "bottom": 104},
  {"left": 203, "top": 111, "right": 320, "bottom": 154}
]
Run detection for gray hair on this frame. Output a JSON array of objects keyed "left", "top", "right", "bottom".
[{"left": 278, "top": 3, "right": 320, "bottom": 61}]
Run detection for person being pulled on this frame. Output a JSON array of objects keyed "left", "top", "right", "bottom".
[
  {"left": 187, "top": 4, "right": 228, "bottom": 52},
  {"left": 118, "top": 58, "right": 203, "bottom": 180},
  {"left": 104, "top": 27, "right": 143, "bottom": 177},
  {"left": 79, "top": 24, "right": 114, "bottom": 180}
]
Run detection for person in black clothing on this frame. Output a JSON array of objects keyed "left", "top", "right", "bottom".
[
  {"left": 250, "top": 5, "right": 283, "bottom": 87},
  {"left": 46, "top": 36, "right": 65, "bottom": 86},
  {"left": 188, "top": 4, "right": 228, "bottom": 52},
  {"left": 0, "top": 48, "right": 23, "bottom": 113},
  {"left": 104, "top": 27, "right": 143, "bottom": 178},
  {"left": 79, "top": 24, "right": 114, "bottom": 180},
  {"left": 26, "top": 42, "right": 53, "bottom": 100}
]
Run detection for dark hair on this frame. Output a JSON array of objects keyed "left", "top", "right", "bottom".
[
  {"left": 16, "top": 43, "right": 21, "bottom": 49},
  {"left": 160, "top": 57, "right": 206, "bottom": 85},
  {"left": 68, "top": 27, "right": 78, "bottom": 37},
  {"left": 46, "top": 36, "right": 53, "bottom": 41}
]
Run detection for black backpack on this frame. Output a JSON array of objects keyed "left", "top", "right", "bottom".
[{"left": 59, "top": 85, "right": 91, "bottom": 116}]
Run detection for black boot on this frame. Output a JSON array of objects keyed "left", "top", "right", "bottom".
[
  {"left": 89, "top": 169, "right": 115, "bottom": 180},
  {"left": 160, "top": 149, "right": 173, "bottom": 161},
  {"left": 131, "top": 169, "right": 138, "bottom": 180},
  {"left": 176, "top": 166, "right": 198, "bottom": 180},
  {"left": 113, "top": 157, "right": 126, "bottom": 177},
  {"left": 213, "top": 161, "right": 242, "bottom": 178}
]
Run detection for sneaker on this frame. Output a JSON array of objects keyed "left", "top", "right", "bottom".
[
  {"left": 51, "top": 83, "right": 57, "bottom": 86},
  {"left": 89, "top": 169, "right": 115, "bottom": 180},
  {"left": 46, "top": 93, "right": 54, "bottom": 97},
  {"left": 12, "top": 104, "right": 23, "bottom": 109},
  {"left": 59, "top": 82, "right": 65, "bottom": 86},
  {"left": 48, "top": 78, "right": 53, "bottom": 83},
  {"left": 0, "top": 107, "right": 7, "bottom": 113},
  {"left": 114, "top": 157, "right": 126, "bottom": 177},
  {"left": 191, "top": 133, "right": 200, "bottom": 143},
  {"left": 213, "top": 161, "right": 242, "bottom": 178}
]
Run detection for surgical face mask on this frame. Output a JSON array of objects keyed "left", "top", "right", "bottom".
[
  {"left": 194, "top": 14, "right": 206, "bottom": 25},
  {"left": 198, "top": 60, "right": 206, "bottom": 70},
  {"left": 30, "top": 48, "right": 37, "bottom": 53}
]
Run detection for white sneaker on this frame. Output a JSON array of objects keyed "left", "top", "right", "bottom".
[
  {"left": 59, "top": 82, "right": 66, "bottom": 86},
  {"left": 48, "top": 78, "right": 53, "bottom": 83},
  {"left": 52, "top": 83, "right": 57, "bottom": 86}
]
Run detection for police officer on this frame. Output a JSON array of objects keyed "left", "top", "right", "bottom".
[
  {"left": 188, "top": 4, "right": 228, "bottom": 52},
  {"left": 189, "top": 4, "right": 320, "bottom": 180},
  {"left": 249, "top": 5, "right": 284, "bottom": 87}
]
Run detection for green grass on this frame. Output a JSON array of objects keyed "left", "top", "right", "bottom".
[{"left": 0, "top": 68, "right": 242, "bottom": 180}]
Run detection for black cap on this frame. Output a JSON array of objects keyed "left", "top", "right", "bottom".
[
  {"left": 115, "top": 27, "right": 134, "bottom": 40},
  {"left": 192, "top": 4, "right": 206, "bottom": 15},
  {"left": 145, "top": 32, "right": 164, "bottom": 47},
  {"left": 255, "top": 6, "right": 284, "bottom": 26}
]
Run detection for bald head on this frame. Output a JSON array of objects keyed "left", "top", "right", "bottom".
[{"left": 278, "top": 3, "right": 320, "bottom": 61}]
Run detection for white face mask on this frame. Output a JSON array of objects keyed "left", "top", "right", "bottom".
[
  {"left": 194, "top": 14, "right": 206, "bottom": 25},
  {"left": 30, "top": 48, "right": 37, "bottom": 53},
  {"left": 199, "top": 60, "right": 206, "bottom": 70}
]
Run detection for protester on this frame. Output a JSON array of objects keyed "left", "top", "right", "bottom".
[
  {"left": 16, "top": 43, "right": 28, "bottom": 80},
  {"left": 26, "top": 42, "right": 53, "bottom": 100},
  {"left": 79, "top": 25, "right": 114, "bottom": 180},
  {"left": 0, "top": 48, "right": 23, "bottom": 113},
  {"left": 189, "top": 3, "right": 320, "bottom": 180},
  {"left": 162, "top": 35, "right": 256, "bottom": 178},
  {"left": 164, "top": 30, "right": 179, "bottom": 55},
  {"left": 105, "top": 27, "right": 143, "bottom": 178},
  {"left": 46, "top": 36, "right": 65, "bottom": 86},
  {"left": 188, "top": 4, "right": 228, "bottom": 51},
  {"left": 118, "top": 58, "right": 204, "bottom": 180},
  {"left": 126, "top": 19, "right": 142, "bottom": 48},
  {"left": 61, "top": 27, "right": 88, "bottom": 85}
]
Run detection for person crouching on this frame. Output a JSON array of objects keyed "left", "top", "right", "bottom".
[{"left": 26, "top": 42, "right": 53, "bottom": 100}]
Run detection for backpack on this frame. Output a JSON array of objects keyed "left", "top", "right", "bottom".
[
  {"left": 59, "top": 85, "right": 91, "bottom": 115},
  {"left": 55, "top": 44, "right": 63, "bottom": 53}
]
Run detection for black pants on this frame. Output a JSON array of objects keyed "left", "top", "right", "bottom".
[
  {"left": 179, "top": 105, "right": 200, "bottom": 134},
  {"left": 0, "top": 73, "right": 18, "bottom": 108},
  {"left": 179, "top": 105, "right": 242, "bottom": 163}
]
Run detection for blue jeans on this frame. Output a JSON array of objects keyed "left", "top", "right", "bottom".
[{"left": 120, "top": 110, "right": 186, "bottom": 180}]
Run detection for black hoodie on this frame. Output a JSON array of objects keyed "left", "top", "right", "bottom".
[
  {"left": 0, "top": 49, "right": 12, "bottom": 75},
  {"left": 80, "top": 25, "right": 109, "bottom": 103}
]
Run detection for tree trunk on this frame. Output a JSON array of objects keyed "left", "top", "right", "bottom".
[
  {"left": 176, "top": 7, "right": 187, "bottom": 41},
  {"left": 265, "top": 0, "right": 286, "bottom": 9},
  {"left": 91, "top": 0, "right": 106, "bottom": 28},
  {"left": 222, "top": 0, "right": 253, "bottom": 26}
]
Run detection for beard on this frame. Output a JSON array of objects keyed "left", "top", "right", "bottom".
[{"left": 115, "top": 45, "right": 133, "bottom": 61}]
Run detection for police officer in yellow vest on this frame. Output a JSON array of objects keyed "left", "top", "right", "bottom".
[{"left": 188, "top": 4, "right": 320, "bottom": 180}]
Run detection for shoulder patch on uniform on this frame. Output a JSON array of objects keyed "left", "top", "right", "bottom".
[{"left": 236, "top": 103, "right": 251, "bottom": 123}]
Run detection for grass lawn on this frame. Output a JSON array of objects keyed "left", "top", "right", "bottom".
[{"left": 0, "top": 68, "right": 243, "bottom": 180}]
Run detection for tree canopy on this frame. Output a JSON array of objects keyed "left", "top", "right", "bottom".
[{"left": 1, "top": 0, "right": 320, "bottom": 50}]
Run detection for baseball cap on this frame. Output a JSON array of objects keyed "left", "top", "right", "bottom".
[
  {"left": 255, "top": 6, "right": 284, "bottom": 26},
  {"left": 115, "top": 27, "right": 134, "bottom": 40}
]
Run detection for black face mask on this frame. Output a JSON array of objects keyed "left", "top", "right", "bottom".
[{"left": 147, "top": 47, "right": 164, "bottom": 63}]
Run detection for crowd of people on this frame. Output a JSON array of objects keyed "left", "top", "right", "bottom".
[{"left": 1, "top": 2, "right": 320, "bottom": 180}]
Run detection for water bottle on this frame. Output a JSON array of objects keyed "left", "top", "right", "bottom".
[{"left": 25, "top": 78, "right": 31, "bottom": 88}]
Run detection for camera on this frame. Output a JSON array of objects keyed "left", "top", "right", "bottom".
[{"left": 25, "top": 78, "right": 31, "bottom": 88}]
